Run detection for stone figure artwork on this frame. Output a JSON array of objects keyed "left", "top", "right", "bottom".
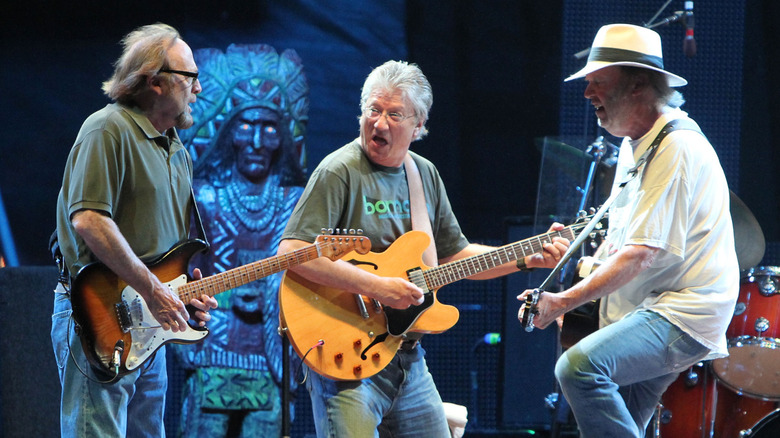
[{"left": 174, "top": 43, "right": 309, "bottom": 437}]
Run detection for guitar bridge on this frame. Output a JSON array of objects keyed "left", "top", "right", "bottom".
[{"left": 115, "top": 301, "right": 132, "bottom": 333}]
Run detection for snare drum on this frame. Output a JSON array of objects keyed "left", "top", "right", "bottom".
[{"left": 712, "top": 266, "right": 780, "bottom": 400}]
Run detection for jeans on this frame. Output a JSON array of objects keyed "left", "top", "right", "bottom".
[
  {"left": 305, "top": 345, "right": 450, "bottom": 438},
  {"left": 555, "top": 310, "right": 710, "bottom": 438},
  {"left": 51, "top": 285, "right": 168, "bottom": 438}
]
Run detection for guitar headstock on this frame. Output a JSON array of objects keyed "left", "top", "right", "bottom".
[
  {"left": 577, "top": 208, "right": 608, "bottom": 249},
  {"left": 316, "top": 229, "right": 372, "bottom": 261}
]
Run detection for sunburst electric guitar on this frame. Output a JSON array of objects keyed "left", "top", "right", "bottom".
[
  {"left": 70, "top": 232, "right": 371, "bottom": 377},
  {"left": 279, "top": 216, "right": 594, "bottom": 381}
]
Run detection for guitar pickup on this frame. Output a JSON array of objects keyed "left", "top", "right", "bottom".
[{"left": 115, "top": 301, "right": 133, "bottom": 333}]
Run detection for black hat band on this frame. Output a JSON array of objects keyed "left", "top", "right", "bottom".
[{"left": 588, "top": 47, "right": 664, "bottom": 70}]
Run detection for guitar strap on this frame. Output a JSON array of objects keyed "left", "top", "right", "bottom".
[
  {"left": 526, "top": 118, "right": 704, "bottom": 331},
  {"left": 627, "top": 118, "right": 702, "bottom": 181},
  {"left": 404, "top": 153, "right": 437, "bottom": 267},
  {"left": 190, "top": 186, "right": 210, "bottom": 248}
]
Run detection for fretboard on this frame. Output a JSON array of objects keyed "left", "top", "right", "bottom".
[
  {"left": 177, "top": 244, "right": 321, "bottom": 303},
  {"left": 422, "top": 224, "right": 584, "bottom": 290}
]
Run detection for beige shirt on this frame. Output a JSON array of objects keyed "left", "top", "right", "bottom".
[{"left": 600, "top": 109, "right": 739, "bottom": 359}]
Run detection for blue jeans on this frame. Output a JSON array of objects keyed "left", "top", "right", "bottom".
[
  {"left": 51, "top": 285, "right": 168, "bottom": 438},
  {"left": 555, "top": 310, "right": 710, "bottom": 438},
  {"left": 305, "top": 345, "right": 451, "bottom": 438}
]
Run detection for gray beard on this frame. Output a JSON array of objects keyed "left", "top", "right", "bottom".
[{"left": 176, "top": 112, "right": 194, "bottom": 130}]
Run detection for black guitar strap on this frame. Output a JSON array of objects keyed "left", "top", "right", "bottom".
[
  {"left": 630, "top": 118, "right": 703, "bottom": 180},
  {"left": 190, "top": 186, "right": 210, "bottom": 249},
  {"left": 524, "top": 117, "right": 704, "bottom": 332}
]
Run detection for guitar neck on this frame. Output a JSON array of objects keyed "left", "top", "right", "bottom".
[
  {"left": 423, "top": 224, "right": 583, "bottom": 289},
  {"left": 177, "top": 244, "right": 321, "bottom": 302}
]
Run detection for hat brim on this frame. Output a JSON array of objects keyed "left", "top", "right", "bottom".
[{"left": 564, "top": 61, "right": 688, "bottom": 87}]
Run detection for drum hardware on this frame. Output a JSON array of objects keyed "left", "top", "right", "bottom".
[
  {"left": 757, "top": 274, "right": 778, "bottom": 296},
  {"left": 755, "top": 317, "right": 769, "bottom": 335},
  {"left": 684, "top": 366, "right": 699, "bottom": 387}
]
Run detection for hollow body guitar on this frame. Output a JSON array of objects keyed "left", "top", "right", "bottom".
[
  {"left": 69, "top": 233, "right": 370, "bottom": 377},
  {"left": 279, "top": 219, "right": 592, "bottom": 381}
]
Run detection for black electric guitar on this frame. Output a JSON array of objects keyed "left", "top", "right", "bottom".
[
  {"left": 70, "top": 232, "right": 371, "bottom": 377},
  {"left": 559, "top": 256, "right": 603, "bottom": 349}
]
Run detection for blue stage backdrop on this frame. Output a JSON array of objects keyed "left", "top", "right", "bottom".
[{"left": 1, "top": 0, "right": 779, "bottom": 437}]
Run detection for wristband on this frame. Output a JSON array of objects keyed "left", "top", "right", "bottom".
[{"left": 516, "top": 257, "right": 534, "bottom": 272}]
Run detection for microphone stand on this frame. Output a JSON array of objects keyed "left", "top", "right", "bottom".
[
  {"left": 574, "top": 0, "right": 681, "bottom": 59},
  {"left": 549, "top": 137, "right": 606, "bottom": 438},
  {"left": 281, "top": 328, "right": 291, "bottom": 438},
  {"left": 577, "top": 136, "right": 606, "bottom": 213}
]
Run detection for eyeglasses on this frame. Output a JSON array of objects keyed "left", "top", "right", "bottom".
[
  {"left": 364, "top": 107, "right": 415, "bottom": 124},
  {"left": 158, "top": 68, "right": 199, "bottom": 83}
]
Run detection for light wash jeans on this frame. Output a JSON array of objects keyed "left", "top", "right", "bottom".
[
  {"left": 305, "top": 344, "right": 451, "bottom": 438},
  {"left": 51, "top": 284, "right": 168, "bottom": 438},
  {"left": 555, "top": 309, "right": 710, "bottom": 438}
]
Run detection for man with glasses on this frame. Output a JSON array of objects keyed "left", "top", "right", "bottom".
[
  {"left": 51, "top": 23, "right": 217, "bottom": 437},
  {"left": 278, "top": 60, "right": 569, "bottom": 437}
]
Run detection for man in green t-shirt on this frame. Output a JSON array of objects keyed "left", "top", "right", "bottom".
[
  {"left": 52, "top": 23, "right": 218, "bottom": 437},
  {"left": 278, "top": 60, "right": 569, "bottom": 438}
]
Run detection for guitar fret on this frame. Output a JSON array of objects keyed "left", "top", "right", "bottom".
[
  {"left": 176, "top": 240, "right": 332, "bottom": 302},
  {"left": 422, "top": 218, "right": 597, "bottom": 291}
]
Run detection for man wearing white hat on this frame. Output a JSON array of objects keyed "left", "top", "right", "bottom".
[{"left": 518, "top": 24, "right": 739, "bottom": 436}]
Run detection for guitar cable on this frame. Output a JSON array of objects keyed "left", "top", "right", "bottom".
[
  {"left": 65, "top": 315, "right": 122, "bottom": 384},
  {"left": 296, "top": 339, "right": 325, "bottom": 384}
]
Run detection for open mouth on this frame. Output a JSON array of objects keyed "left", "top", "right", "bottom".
[{"left": 372, "top": 135, "right": 388, "bottom": 147}]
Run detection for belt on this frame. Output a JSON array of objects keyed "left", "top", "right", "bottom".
[{"left": 399, "top": 334, "right": 423, "bottom": 351}]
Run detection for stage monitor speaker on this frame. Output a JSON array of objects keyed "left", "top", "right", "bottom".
[
  {"left": 0, "top": 266, "right": 61, "bottom": 437},
  {"left": 500, "top": 218, "right": 560, "bottom": 431}
]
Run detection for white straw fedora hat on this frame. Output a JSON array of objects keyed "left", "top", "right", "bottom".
[{"left": 565, "top": 23, "right": 687, "bottom": 87}]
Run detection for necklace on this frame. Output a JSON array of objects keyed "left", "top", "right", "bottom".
[{"left": 221, "top": 174, "right": 284, "bottom": 232}]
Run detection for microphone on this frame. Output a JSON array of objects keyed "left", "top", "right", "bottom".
[
  {"left": 683, "top": 1, "right": 696, "bottom": 57},
  {"left": 112, "top": 339, "right": 125, "bottom": 374}
]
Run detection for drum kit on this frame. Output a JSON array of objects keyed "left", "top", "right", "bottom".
[{"left": 654, "top": 192, "right": 780, "bottom": 437}]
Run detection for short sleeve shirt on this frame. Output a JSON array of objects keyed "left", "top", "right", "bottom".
[
  {"left": 281, "top": 139, "right": 468, "bottom": 258},
  {"left": 56, "top": 103, "right": 193, "bottom": 275},
  {"left": 601, "top": 109, "right": 739, "bottom": 357}
]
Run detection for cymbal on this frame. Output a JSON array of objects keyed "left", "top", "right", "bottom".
[{"left": 730, "top": 190, "right": 765, "bottom": 270}]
